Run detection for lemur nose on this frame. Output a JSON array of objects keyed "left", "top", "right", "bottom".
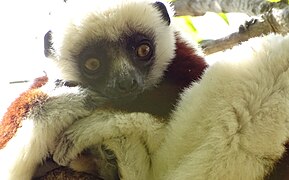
[{"left": 117, "top": 78, "right": 138, "bottom": 93}]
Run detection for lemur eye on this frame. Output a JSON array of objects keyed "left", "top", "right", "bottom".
[
  {"left": 136, "top": 42, "right": 153, "bottom": 60},
  {"left": 84, "top": 58, "right": 101, "bottom": 71}
]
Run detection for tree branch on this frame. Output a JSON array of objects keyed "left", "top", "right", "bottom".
[
  {"left": 36, "top": 166, "right": 99, "bottom": 180},
  {"left": 173, "top": 0, "right": 288, "bottom": 16},
  {"left": 201, "top": 15, "right": 273, "bottom": 54}
]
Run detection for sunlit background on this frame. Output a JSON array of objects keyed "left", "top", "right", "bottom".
[{"left": 0, "top": 0, "right": 248, "bottom": 115}]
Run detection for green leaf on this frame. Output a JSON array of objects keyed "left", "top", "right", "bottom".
[
  {"left": 266, "top": 0, "right": 289, "bottom": 4},
  {"left": 184, "top": 16, "right": 198, "bottom": 32},
  {"left": 173, "top": 16, "right": 202, "bottom": 42},
  {"left": 266, "top": 0, "right": 281, "bottom": 2},
  {"left": 218, "top": 13, "right": 229, "bottom": 25}
]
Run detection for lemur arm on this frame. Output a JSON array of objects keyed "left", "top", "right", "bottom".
[{"left": 53, "top": 110, "right": 166, "bottom": 179}]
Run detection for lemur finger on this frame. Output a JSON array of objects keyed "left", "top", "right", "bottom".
[{"left": 53, "top": 131, "right": 81, "bottom": 166}]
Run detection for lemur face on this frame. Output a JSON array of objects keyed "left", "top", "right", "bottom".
[
  {"left": 45, "top": 0, "right": 176, "bottom": 102},
  {"left": 75, "top": 32, "right": 155, "bottom": 100}
]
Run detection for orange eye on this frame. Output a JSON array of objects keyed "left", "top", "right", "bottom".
[
  {"left": 136, "top": 44, "right": 152, "bottom": 58},
  {"left": 84, "top": 58, "right": 101, "bottom": 71}
]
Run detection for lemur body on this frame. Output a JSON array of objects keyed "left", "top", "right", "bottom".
[
  {"left": 54, "top": 33, "right": 289, "bottom": 180},
  {"left": 0, "top": 0, "right": 206, "bottom": 179},
  {"left": 45, "top": 0, "right": 289, "bottom": 179}
]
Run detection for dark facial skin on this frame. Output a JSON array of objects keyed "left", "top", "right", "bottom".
[{"left": 76, "top": 33, "right": 155, "bottom": 102}]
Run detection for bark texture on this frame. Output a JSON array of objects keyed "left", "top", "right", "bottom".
[{"left": 174, "top": 0, "right": 289, "bottom": 54}]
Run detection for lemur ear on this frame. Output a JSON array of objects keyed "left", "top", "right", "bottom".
[
  {"left": 44, "top": 30, "right": 54, "bottom": 57},
  {"left": 152, "top": 1, "right": 171, "bottom": 26}
]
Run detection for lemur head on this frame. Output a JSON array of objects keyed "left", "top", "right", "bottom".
[{"left": 45, "top": 0, "right": 176, "bottom": 101}]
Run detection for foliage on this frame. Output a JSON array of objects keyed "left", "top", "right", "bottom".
[
  {"left": 266, "top": 0, "right": 281, "bottom": 2},
  {"left": 266, "top": 0, "right": 289, "bottom": 3},
  {"left": 218, "top": 13, "right": 229, "bottom": 25},
  {"left": 174, "top": 13, "right": 230, "bottom": 42}
]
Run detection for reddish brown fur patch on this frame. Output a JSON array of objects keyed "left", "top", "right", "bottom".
[
  {"left": 30, "top": 76, "right": 48, "bottom": 89},
  {"left": 0, "top": 76, "right": 49, "bottom": 149},
  {"left": 165, "top": 33, "right": 208, "bottom": 88}
]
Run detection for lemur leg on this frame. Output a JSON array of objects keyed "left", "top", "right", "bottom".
[{"left": 152, "top": 34, "right": 289, "bottom": 180}]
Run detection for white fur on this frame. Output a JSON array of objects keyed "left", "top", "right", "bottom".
[
  {"left": 53, "top": 33, "right": 289, "bottom": 180},
  {"left": 152, "top": 33, "right": 289, "bottom": 180},
  {"left": 48, "top": 0, "right": 176, "bottom": 89}
]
